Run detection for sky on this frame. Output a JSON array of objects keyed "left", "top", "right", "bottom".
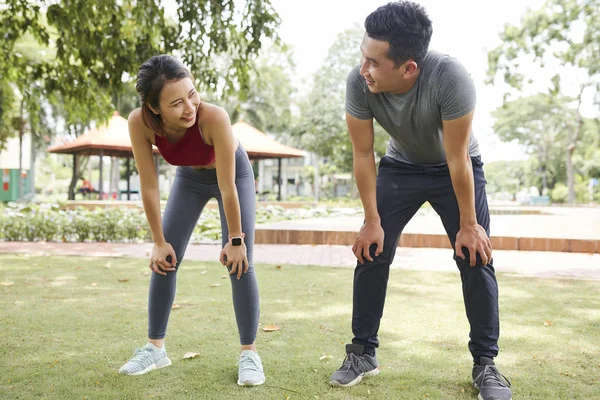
[
  {"left": 161, "top": 0, "right": 598, "bottom": 163},
  {"left": 269, "top": 0, "right": 552, "bottom": 162}
]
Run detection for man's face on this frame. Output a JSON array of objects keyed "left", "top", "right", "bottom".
[{"left": 359, "top": 34, "right": 412, "bottom": 94}]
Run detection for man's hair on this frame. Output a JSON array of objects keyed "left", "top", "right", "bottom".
[{"left": 365, "top": 1, "right": 433, "bottom": 67}]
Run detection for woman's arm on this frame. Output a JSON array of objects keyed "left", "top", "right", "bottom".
[
  {"left": 205, "top": 106, "right": 242, "bottom": 237},
  {"left": 129, "top": 109, "right": 177, "bottom": 273},
  {"left": 129, "top": 109, "right": 166, "bottom": 244}
]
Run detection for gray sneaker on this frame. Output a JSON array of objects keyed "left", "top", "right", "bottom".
[
  {"left": 118, "top": 343, "right": 172, "bottom": 376},
  {"left": 473, "top": 357, "right": 512, "bottom": 400},
  {"left": 238, "top": 350, "right": 265, "bottom": 386},
  {"left": 329, "top": 344, "right": 380, "bottom": 387}
]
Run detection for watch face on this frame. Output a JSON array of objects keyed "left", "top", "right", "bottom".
[{"left": 232, "top": 237, "right": 242, "bottom": 246}]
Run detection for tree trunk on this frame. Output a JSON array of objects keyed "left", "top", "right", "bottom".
[
  {"left": 68, "top": 154, "right": 80, "bottom": 200},
  {"left": 566, "top": 86, "right": 586, "bottom": 204},
  {"left": 67, "top": 154, "right": 89, "bottom": 200},
  {"left": 313, "top": 154, "right": 320, "bottom": 202},
  {"left": 567, "top": 144, "right": 576, "bottom": 204},
  {"left": 18, "top": 100, "right": 24, "bottom": 201}
]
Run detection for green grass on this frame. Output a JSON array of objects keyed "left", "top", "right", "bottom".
[{"left": 1, "top": 255, "right": 599, "bottom": 400}]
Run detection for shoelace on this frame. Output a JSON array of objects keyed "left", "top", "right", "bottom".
[
  {"left": 341, "top": 353, "right": 367, "bottom": 374},
  {"left": 478, "top": 365, "right": 511, "bottom": 388},
  {"left": 130, "top": 347, "right": 154, "bottom": 366},
  {"left": 239, "top": 354, "right": 262, "bottom": 373}
]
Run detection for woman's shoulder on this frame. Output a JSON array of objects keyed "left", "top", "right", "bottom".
[
  {"left": 128, "top": 108, "right": 153, "bottom": 137},
  {"left": 198, "top": 102, "right": 230, "bottom": 126},
  {"left": 128, "top": 107, "right": 144, "bottom": 125}
]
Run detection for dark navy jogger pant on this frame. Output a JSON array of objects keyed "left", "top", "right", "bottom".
[{"left": 351, "top": 155, "right": 500, "bottom": 363}]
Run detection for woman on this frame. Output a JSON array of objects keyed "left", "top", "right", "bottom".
[{"left": 118, "top": 55, "right": 264, "bottom": 387}]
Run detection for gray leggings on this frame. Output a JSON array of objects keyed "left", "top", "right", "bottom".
[{"left": 148, "top": 146, "right": 259, "bottom": 345}]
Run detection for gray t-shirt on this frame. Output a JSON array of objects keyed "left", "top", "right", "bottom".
[{"left": 346, "top": 51, "right": 480, "bottom": 165}]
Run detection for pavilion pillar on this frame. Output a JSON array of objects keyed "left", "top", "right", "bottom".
[
  {"left": 277, "top": 157, "right": 282, "bottom": 201},
  {"left": 98, "top": 151, "right": 104, "bottom": 200},
  {"left": 126, "top": 156, "right": 131, "bottom": 200}
]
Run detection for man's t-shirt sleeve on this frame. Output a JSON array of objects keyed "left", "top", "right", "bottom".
[
  {"left": 437, "top": 58, "right": 476, "bottom": 120},
  {"left": 346, "top": 66, "right": 373, "bottom": 120}
]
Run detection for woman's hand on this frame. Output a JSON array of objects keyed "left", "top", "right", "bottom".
[
  {"left": 150, "top": 242, "right": 177, "bottom": 276},
  {"left": 219, "top": 241, "right": 249, "bottom": 280}
]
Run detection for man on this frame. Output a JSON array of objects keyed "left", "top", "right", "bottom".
[{"left": 328, "top": 2, "right": 512, "bottom": 400}]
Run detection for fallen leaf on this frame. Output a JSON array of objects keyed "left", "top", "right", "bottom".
[
  {"left": 210, "top": 284, "right": 221, "bottom": 287},
  {"left": 183, "top": 352, "right": 200, "bottom": 359},
  {"left": 91, "top": 283, "right": 98, "bottom": 287},
  {"left": 544, "top": 320, "right": 552, "bottom": 326},
  {"left": 319, "top": 355, "right": 332, "bottom": 361},
  {"left": 0, "top": 282, "right": 14, "bottom": 287},
  {"left": 262, "top": 324, "right": 281, "bottom": 332},
  {"left": 118, "top": 278, "right": 129, "bottom": 283},
  {"left": 75, "top": 266, "right": 82, "bottom": 270},
  {"left": 276, "top": 265, "right": 282, "bottom": 269},
  {"left": 171, "top": 304, "right": 182, "bottom": 309},
  {"left": 200, "top": 270, "right": 208, "bottom": 275},
  {"left": 308, "top": 283, "right": 315, "bottom": 287},
  {"left": 221, "top": 275, "right": 228, "bottom": 279}
]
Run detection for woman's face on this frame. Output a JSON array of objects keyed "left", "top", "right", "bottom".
[{"left": 153, "top": 77, "right": 200, "bottom": 132}]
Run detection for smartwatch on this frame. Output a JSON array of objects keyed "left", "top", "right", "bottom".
[{"left": 229, "top": 233, "right": 245, "bottom": 246}]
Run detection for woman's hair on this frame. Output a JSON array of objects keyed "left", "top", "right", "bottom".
[
  {"left": 365, "top": 1, "right": 433, "bottom": 67},
  {"left": 135, "top": 55, "right": 193, "bottom": 135}
]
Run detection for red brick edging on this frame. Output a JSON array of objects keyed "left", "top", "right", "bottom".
[{"left": 254, "top": 230, "right": 600, "bottom": 254}]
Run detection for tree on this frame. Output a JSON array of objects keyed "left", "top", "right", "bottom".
[
  {"left": 491, "top": 93, "right": 575, "bottom": 193},
  {"left": 1, "top": 0, "right": 281, "bottom": 199},
  {"left": 293, "top": 25, "right": 388, "bottom": 173},
  {"left": 209, "top": 44, "right": 295, "bottom": 134},
  {"left": 487, "top": 0, "right": 600, "bottom": 203}
]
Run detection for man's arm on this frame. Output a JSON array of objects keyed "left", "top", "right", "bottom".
[
  {"left": 347, "top": 113, "right": 384, "bottom": 263},
  {"left": 442, "top": 111, "right": 492, "bottom": 267},
  {"left": 347, "top": 113, "right": 379, "bottom": 224},
  {"left": 442, "top": 111, "right": 477, "bottom": 226}
]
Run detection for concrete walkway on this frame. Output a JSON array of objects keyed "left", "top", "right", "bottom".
[{"left": 1, "top": 242, "right": 599, "bottom": 280}]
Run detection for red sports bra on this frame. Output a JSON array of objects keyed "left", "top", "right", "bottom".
[{"left": 153, "top": 117, "right": 216, "bottom": 167}]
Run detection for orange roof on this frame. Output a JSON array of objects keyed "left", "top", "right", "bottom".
[
  {"left": 47, "top": 111, "right": 158, "bottom": 158},
  {"left": 48, "top": 112, "right": 305, "bottom": 160},
  {"left": 231, "top": 121, "right": 304, "bottom": 159}
]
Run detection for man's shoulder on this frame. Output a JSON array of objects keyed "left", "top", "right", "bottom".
[
  {"left": 424, "top": 51, "right": 469, "bottom": 79},
  {"left": 347, "top": 65, "right": 366, "bottom": 88}
]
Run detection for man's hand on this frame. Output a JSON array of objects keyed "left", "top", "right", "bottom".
[
  {"left": 455, "top": 223, "right": 492, "bottom": 267},
  {"left": 353, "top": 221, "right": 385, "bottom": 264}
]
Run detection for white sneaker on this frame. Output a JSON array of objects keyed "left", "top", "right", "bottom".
[
  {"left": 119, "top": 343, "right": 172, "bottom": 376},
  {"left": 237, "top": 350, "right": 265, "bottom": 386}
]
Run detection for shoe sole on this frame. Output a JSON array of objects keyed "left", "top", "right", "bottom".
[
  {"left": 329, "top": 367, "right": 380, "bottom": 388},
  {"left": 237, "top": 378, "right": 266, "bottom": 387},
  {"left": 477, "top": 395, "right": 512, "bottom": 400},
  {"left": 475, "top": 383, "right": 512, "bottom": 400},
  {"left": 121, "top": 357, "right": 172, "bottom": 376}
]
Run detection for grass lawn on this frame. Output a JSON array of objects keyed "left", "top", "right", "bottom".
[{"left": 1, "top": 254, "right": 599, "bottom": 399}]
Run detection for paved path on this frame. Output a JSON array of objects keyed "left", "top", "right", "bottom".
[
  {"left": 1, "top": 242, "right": 599, "bottom": 280},
  {"left": 257, "top": 206, "right": 600, "bottom": 240}
]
